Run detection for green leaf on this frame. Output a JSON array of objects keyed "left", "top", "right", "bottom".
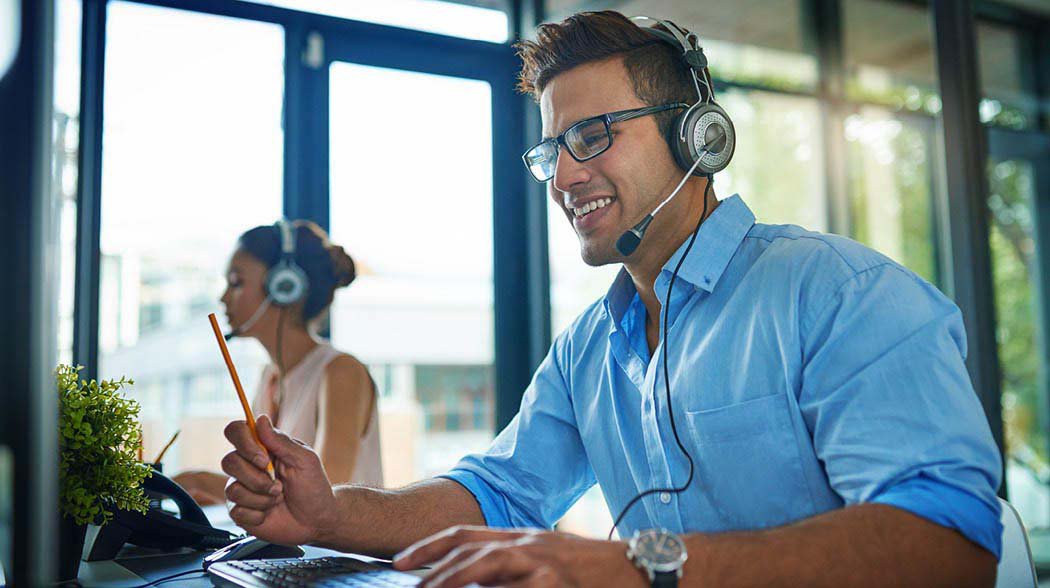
[{"left": 56, "top": 364, "right": 149, "bottom": 526}]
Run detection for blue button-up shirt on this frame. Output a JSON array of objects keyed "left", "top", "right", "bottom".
[{"left": 442, "top": 195, "right": 1003, "bottom": 557}]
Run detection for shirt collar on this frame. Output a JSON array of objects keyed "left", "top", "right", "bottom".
[
  {"left": 602, "top": 194, "right": 755, "bottom": 323},
  {"left": 661, "top": 194, "right": 755, "bottom": 293}
]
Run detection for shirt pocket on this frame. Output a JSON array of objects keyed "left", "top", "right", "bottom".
[{"left": 683, "top": 392, "right": 816, "bottom": 530}]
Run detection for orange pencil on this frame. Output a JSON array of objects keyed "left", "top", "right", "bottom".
[{"left": 208, "top": 313, "right": 276, "bottom": 480}]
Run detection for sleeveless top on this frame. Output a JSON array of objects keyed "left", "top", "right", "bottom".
[{"left": 251, "top": 342, "right": 383, "bottom": 486}]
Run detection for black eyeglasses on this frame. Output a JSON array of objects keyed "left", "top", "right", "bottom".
[{"left": 521, "top": 103, "right": 688, "bottom": 182}]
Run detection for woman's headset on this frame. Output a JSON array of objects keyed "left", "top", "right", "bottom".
[
  {"left": 632, "top": 16, "right": 736, "bottom": 177},
  {"left": 266, "top": 219, "right": 309, "bottom": 306},
  {"left": 224, "top": 219, "right": 309, "bottom": 341}
]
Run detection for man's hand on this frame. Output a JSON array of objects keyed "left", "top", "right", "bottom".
[
  {"left": 392, "top": 526, "right": 648, "bottom": 588},
  {"left": 221, "top": 415, "right": 339, "bottom": 546}
]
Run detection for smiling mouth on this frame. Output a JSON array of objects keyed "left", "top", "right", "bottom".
[{"left": 570, "top": 197, "right": 615, "bottom": 219}]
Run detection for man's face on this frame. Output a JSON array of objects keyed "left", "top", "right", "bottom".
[{"left": 540, "top": 57, "right": 681, "bottom": 266}]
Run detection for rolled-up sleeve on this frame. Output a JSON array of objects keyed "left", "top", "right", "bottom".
[
  {"left": 800, "top": 263, "right": 1003, "bottom": 558},
  {"left": 438, "top": 334, "right": 595, "bottom": 529}
]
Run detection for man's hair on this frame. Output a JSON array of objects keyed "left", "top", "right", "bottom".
[{"left": 515, "top": 10, "right": 701, "bottom": 139}]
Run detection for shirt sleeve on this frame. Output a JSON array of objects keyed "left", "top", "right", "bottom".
[
  {"left": 799, "top": 262, "right": 1003, "bottom": 558},
  {"left": 438, "top": 334, "right": 596, "bottom": 529}
]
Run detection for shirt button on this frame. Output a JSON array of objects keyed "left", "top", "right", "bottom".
[{"left": 660, "top": 492, "right": 671, "bottom": 504}]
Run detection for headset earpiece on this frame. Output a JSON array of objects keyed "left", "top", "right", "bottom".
[
  {"left": 634, "top": 15, "right": 737, "bottom": 177},
  {"left": 266, "top": 264, "right": 308, "bottom": 306},
  {"left": 266, "top": 220, "right": 308, "bottom": 306},
  {"left": 670, "top": 102, "right": 735, "bottom": 176}
]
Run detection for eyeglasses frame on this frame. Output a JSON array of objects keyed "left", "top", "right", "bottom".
[{"left": 522, "top": 102, "right": 690, "bottom": 182}]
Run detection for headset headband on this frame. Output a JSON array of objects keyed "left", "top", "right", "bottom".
[
  {"left": 630, "top": 15, "right": 712, "bottom": 105},
  {"left": 267, "top": 219, "right": 308, "bottom": 307},
  {"left": 276, "top": 218, "right": 296, "bottom": 258}
]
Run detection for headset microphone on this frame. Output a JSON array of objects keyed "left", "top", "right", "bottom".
[
  {"left": 223, "top": 297, "right": 272, "bottom": 341},
  {"left": 614, "top": 126, "right": 724, "bottom": 257}
]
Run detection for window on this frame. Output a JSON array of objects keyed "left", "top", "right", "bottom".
[
  {"left": 990, "top": 156, "right": 1049, "bottom": 529},
  {"left": 55, "top": 0, "right": 81, "bottom": 366},
  {"left": 543, "top": 0, "right": 818, "bottom": 92},
  {"left": 251, "top": 0, "right": 509, "bottom": 43},
  {"left": 977, "top": 22, "right": 1039, "bottom": 130},
  {"left": 98, "top": 2, "right": 284, "bottom": 472},
  {"left": 328, "top": 62, "right": 495, "bottom": 487},
  {"left": 717, "top": 89, "right": 827, "bottom": 231},
  {"left": 845, "top": 108, "right": 939, "bottom": 284},
  {"left": 843, "top": 0, "right": 941, "bottom": 116}
]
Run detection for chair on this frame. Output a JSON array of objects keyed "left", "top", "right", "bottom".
[{"left": 996, "top": 497, "right": 1037, "bottom": 588}]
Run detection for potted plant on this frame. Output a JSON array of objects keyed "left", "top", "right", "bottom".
[{"left": 56, "top": 365, "right": 152, "bottom": 581}]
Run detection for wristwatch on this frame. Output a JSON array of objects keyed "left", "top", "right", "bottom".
[{"left": 627, "top": 528, "right": 688, "bottom": 588}]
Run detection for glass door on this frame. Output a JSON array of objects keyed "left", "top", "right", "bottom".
[
  {"left": 846, "top": 109, "right": 942, "bottom": 287},
  {"left": 97, "top": 1, "right": 285, "bottom": 471},
  {"left": 987, "top": 128, "right": 1050, "bottom": 535},
  {"left": 316, "top": 22, "right": 522, "bottom": 486}
]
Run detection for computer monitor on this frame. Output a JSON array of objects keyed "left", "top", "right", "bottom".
[{"left": 0, "top": 0, "right": 59, "bottom": 584}]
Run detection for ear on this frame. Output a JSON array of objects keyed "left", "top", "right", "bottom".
[{"left": 664, "top": 111, "right": 690, "bottom": 172}]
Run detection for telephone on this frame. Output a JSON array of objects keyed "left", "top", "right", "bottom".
[{"left": 84, "top": 467, "right": 241, "bottom": 561}]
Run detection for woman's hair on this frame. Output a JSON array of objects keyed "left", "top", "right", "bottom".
[{"left": 237, "top": 220, "right": 356, "bottom": 323}]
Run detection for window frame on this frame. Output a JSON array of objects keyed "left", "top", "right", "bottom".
[{"left": 73, "top": 0, "right": 541, "bottom": 437}]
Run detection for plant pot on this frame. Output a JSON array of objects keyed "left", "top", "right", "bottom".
[{"left": 58, "top": 515, "right": 87, "bottom": 582}]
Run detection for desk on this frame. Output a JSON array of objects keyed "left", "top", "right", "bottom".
[{"left": 77, "top": 506, "right": 402, "bottom": 587}]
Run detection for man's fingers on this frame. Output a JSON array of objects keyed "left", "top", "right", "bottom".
[
  {"left": 228, "top": 505, "right": 266, "bottom": 528},
  {"left": 221, "top": 451, "right": 282, "bottom": 495},
  {"left": 422, "top": 541, "right": 491, "bottom": 580},
  {"left": 394, "top": 526, "right": 530, "bottom": 570},
  {"left": 223, "top": 420, "right": 271, "bottom": 470},
  {"left": 256, "top": 415, "right": 308, "bottom": 462},
  {"left": 502, "top": 567, "right": 560, "bottom": 588},
  {"left": 421, "top": 544, "right": 533, "bottom": 588},
  {"left": 225, "top": 480, "right": 279, "bottom": 510}
]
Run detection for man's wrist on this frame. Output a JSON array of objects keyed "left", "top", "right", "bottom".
[
  {"left": 620, "top": 540, "right": 656, "bottom": 588},
  {"left": 310, "top": 484, "right": 353, "bottom": 548}
]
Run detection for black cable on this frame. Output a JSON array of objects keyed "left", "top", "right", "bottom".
[
  {"left": 275, "top": 306, "right": 286, "bottom": 407},
  {"left": 127, "top": 568, "right": 207, "bottom": 588},
  {"left": 608, "top": 173, "right": 713, "bottom": 541}
]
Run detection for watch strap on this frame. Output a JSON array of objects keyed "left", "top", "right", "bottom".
[{"left": 653, "top": 570, "right": 678, "bottom": 588}]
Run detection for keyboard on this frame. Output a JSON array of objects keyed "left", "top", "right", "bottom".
[{"left": 206, "top": 556, "right": 420, "bottom": 587}]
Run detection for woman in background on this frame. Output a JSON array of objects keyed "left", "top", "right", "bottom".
[{"left": 175, "top": 220, "right": 383, "bottom": 505}]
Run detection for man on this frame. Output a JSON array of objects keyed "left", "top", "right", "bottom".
[{"left": 222, "top": 11, "right": 1002, "bottom": 587}]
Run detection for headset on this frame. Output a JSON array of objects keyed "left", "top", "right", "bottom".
[
  {"left": 266, "top": 219, "right": 309, "bottom": 307},
  {"left": 609, "top": 16, "right": 733, "bottom": 539},
  {"left": 614, "top": 17, "right": 735, "bottom": 258},
  {"left": 632, "top": 16, "right": 735, "bottom": 178},
  {"left": 224, "top": 220, "right": 309, "bottom": 341}
]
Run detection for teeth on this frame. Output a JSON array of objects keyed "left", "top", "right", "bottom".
[{"left": 573, "top": 197, "right": 612, "bottom": 218}]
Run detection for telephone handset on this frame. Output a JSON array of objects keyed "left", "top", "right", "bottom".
[{"left": 84, "top": 468, "right": 241, "bottom": 561}]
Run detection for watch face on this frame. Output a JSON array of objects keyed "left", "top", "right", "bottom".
[{"left": 631, "top": 529, "right": 687, "bottom": 571}]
